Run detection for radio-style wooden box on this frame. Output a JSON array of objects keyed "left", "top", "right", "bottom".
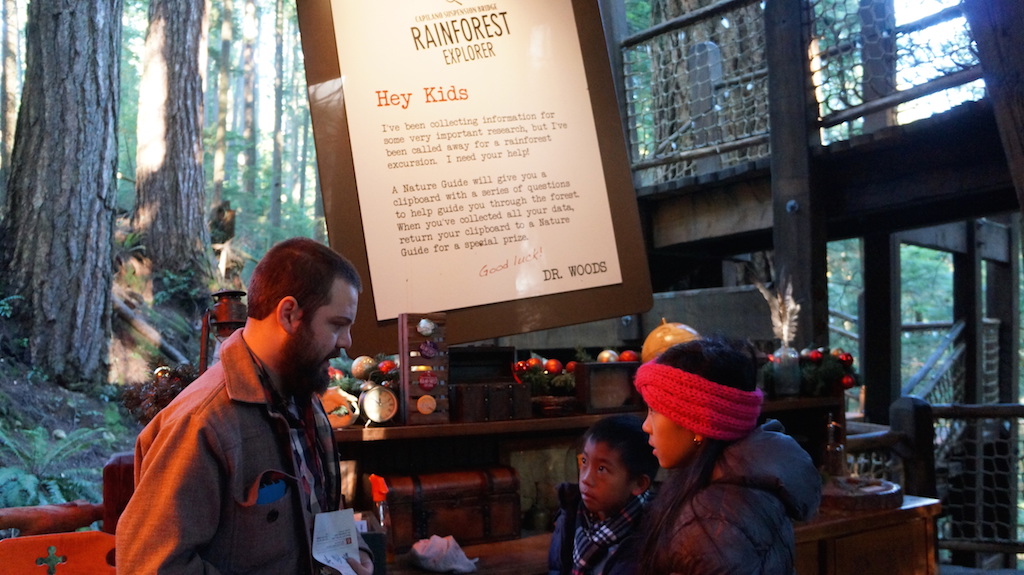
[
  {"left": 448, "top": 347, "right": 530, "bottom": 422},
  {"left": 574, "top": 361, "right": 643, "bottom": 413},
  {"left": 376, "top": 467, "right": 521, "bottom": 553}
]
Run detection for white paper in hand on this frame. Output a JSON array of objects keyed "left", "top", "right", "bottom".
[{"left": 313, "top": 508, "right": 360, "bottom": 575}]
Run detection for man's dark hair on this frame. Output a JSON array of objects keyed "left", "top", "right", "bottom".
[
  {"left": 246, "top": 237, "right": 362, "bottom": 320},
  {"left": 584, "top": 414, "right": 660, "bottom": 482}
]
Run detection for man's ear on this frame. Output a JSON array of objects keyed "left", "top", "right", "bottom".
[{"left": 275, "top": 296, "right": 304, "bottom": 333}]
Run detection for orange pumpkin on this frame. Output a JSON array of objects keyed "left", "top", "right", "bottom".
[
  {"left": 640, "top": 318, "right": 700, "bottom": 363},
  {"left": 320, "top": 386, "right": 359, "bottom": 428}
]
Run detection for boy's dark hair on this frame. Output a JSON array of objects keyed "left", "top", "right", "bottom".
[{"left": 584, "top": 414, "right": 659, "bottom": 482}]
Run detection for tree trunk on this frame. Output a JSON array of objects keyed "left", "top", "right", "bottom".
[
  {"left": 132, "top": 0, "right": 210, "bottom": 275},
  {"left": 313, "top": 158, "right": 326, "bottom": 242},
  {"left": 269, "top": 0, "right": 284, "bottom": 228},
  {"left": 0, "top": 0, "right": 122, "bottom": 387},
  {"left": 1, "top": 0, "right": 21, "bottom": 202},
  {"left": 287, "top": 17, "right": 302, "bottom": 209},
  {"left": 211, "top": 0, "right": 232, "bottom": 207},
  {"left": 241, "top": 0, "right": 257, "bottom": 197},
  {"left": 298, "top": 108, "right": 309, "bottom": 210}
]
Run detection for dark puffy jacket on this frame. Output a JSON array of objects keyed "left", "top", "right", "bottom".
[
  {"left": 656, "top": 421, "right": 822, "bottom": 575},
  {"left": 547, "top": 483, "right": 644, "bottom": 575}
]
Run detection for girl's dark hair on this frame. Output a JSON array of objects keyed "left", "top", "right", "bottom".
[
  {"left": 654, "top": 336, "right": 758, "bottom": 392},
  {"left": 636, "top": 336, "right": 760, "bottom": 575},
  {"left": 584, "top": 414, "right": 659, "bottom": 482}
]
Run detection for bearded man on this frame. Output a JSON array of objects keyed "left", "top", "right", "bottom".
[{"left": 118, "top": 237, "right": 374, "bottom": 575}]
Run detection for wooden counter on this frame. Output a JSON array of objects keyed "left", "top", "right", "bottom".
[
  {"left": 795, "top": 495, "right": 941, "bottom": 575},
  {"left": 387, "top": 533, "right": 550, "bottom": 575},
  {"left": 384, "top": 496, "right": 940, "bottom": 575}
]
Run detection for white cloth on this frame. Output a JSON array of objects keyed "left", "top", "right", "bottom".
[{"left": 409, "top": 535, "right": 478, "bottom": 573}]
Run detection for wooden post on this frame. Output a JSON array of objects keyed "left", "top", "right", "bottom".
[
  {"left": 597, "top": 0, "right": 630, "bottom": 147},
  {"left": 953, "top": 220, "right": 983, "bottom": 404},
  {"left": 889, "top": 396, "right": 937, "bottom": 498},
  {"left": 859, "top": 0, "right": 897, "bottom": 132},
  {"left": 961, "top": 0, "right": 1024, "bottom": 208},
  {"left": 764, "top": 0, "right": 828, "bottom": 348},
  {"left": 688, "top": 41, "right": 723, "bottom": 174},
  {"left": 982, "top": 215, "right": 1020, "bottom": 404},
  {"left": 860, "top": 232, "right": 901, "bottom": 424}
]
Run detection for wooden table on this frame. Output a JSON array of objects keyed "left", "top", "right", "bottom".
[{"left": 385, "top": 496, "right": 941, "bottom": 575}]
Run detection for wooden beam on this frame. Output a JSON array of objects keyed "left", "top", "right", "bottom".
[
  {"left": 984, "top": 215, "right": 1020, "bottom": 403},
  {"left": 953, "top": 220, "right": 984, "bottom": 404},
  {"left": 861, "top": 233, "right": 901, "bottom": 424},
  {"left": 765, "top": 0, "right": 827, "bottom": 346},
  {"left": 651, "top": 183, "right": 771, "bottom": 247},
  {"left": 961, "top": 0, "right": 1024, "bottom": 209},
  {"left": 897, "top": 219, "right": 1011, "bottom": 263},
  {"left": 896, "top": 223, "right": 969, "bottom": 254}
]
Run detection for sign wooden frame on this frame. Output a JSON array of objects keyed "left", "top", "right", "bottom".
[{"left": 297, "top": 0, "right": 651, "bottom": 355}]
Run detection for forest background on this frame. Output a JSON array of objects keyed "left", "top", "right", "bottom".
[{"left": 0, "top": 0, "right": 1016, "bottom": 524}]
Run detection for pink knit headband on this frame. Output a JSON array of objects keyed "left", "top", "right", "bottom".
[{"left": 634, "top": 362, "right": 763, "bottom": 441}]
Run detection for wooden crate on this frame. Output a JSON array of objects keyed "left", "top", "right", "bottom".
[{"left": 398, "top": 313, "right": 450, "bottom": 425}]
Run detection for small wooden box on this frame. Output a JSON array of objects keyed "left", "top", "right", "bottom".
[
  {"left": 574, "top": 361, "right": 643, "bottom": 413},
  {"left": 451, "top": 383, "right": 531, "bottom": 422},
  {"left": 448, "top": 347, "right": 530, "bottom": 422}
]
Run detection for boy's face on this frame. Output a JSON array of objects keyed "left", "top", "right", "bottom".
[{"left": 578, "top": 438, "right": 649, "bottom": 521}]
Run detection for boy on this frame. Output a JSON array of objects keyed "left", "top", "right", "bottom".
[{"left": 548, "top": 414, "right": 659, "bottom": 575}]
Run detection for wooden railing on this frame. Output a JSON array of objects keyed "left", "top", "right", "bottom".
[{"left": 846, "top": 398, "right": 1024, "bottom": 567}]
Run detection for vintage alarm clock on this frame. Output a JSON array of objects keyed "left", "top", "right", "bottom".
[{"left": 359, "top": 384, "right": 399, "bottom": 425}]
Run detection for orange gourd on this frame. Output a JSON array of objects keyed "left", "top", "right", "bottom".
[{"left": 640, "top": 319, "right": 700, "bottom": 363}]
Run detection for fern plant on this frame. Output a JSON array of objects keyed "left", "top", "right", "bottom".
[
  {"left": 0, "top": 294, "right": 23, "bottom": 318},
  {"left": 0, "top": 426, "right": 104, "bottom": 506}
]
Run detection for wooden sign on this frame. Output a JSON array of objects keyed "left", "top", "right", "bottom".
[{"left": 297, "top": 0, "right": 652, "bottom": 355}]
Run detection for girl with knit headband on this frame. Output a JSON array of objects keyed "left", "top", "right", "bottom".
[{"left": 632, "top": 337, "right": 821, "bottom": 575}]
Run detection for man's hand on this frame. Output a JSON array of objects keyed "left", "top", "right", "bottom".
[{"left": 346, "top": 550, "right": 375, "bottom": 575}]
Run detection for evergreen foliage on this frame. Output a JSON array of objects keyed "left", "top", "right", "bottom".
[{"left": 0, "top": 427, "right": 104, "bottom": 506}]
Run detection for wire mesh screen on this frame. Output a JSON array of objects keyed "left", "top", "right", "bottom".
[
  {"left": 933, "top": 413, "right": 1024, "bottom": 566},
  {"left": 809, "top": 0, "right": 984, "bottom": 144},
  {"left": 622, "top": 0, "right": 770, "bottom": 187}
]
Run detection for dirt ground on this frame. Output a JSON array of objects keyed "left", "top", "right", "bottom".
[
  {"left": 0, "top": 295, "right": 197, "bottom": 474},
  {"left": 0, "top": 353, "right": 143, "bottom": 472}
]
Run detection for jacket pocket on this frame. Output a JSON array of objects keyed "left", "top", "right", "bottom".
[{"left": 223, "top": 469, "right": 303, "bottom": 573}]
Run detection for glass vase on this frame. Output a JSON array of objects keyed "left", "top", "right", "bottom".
[{"left": 772, "top": 345, "right": 802, "bottom": 397}]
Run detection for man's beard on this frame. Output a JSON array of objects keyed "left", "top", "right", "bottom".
[{"left": 278, "top": 321, "right": 335, "bottom": 398}]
